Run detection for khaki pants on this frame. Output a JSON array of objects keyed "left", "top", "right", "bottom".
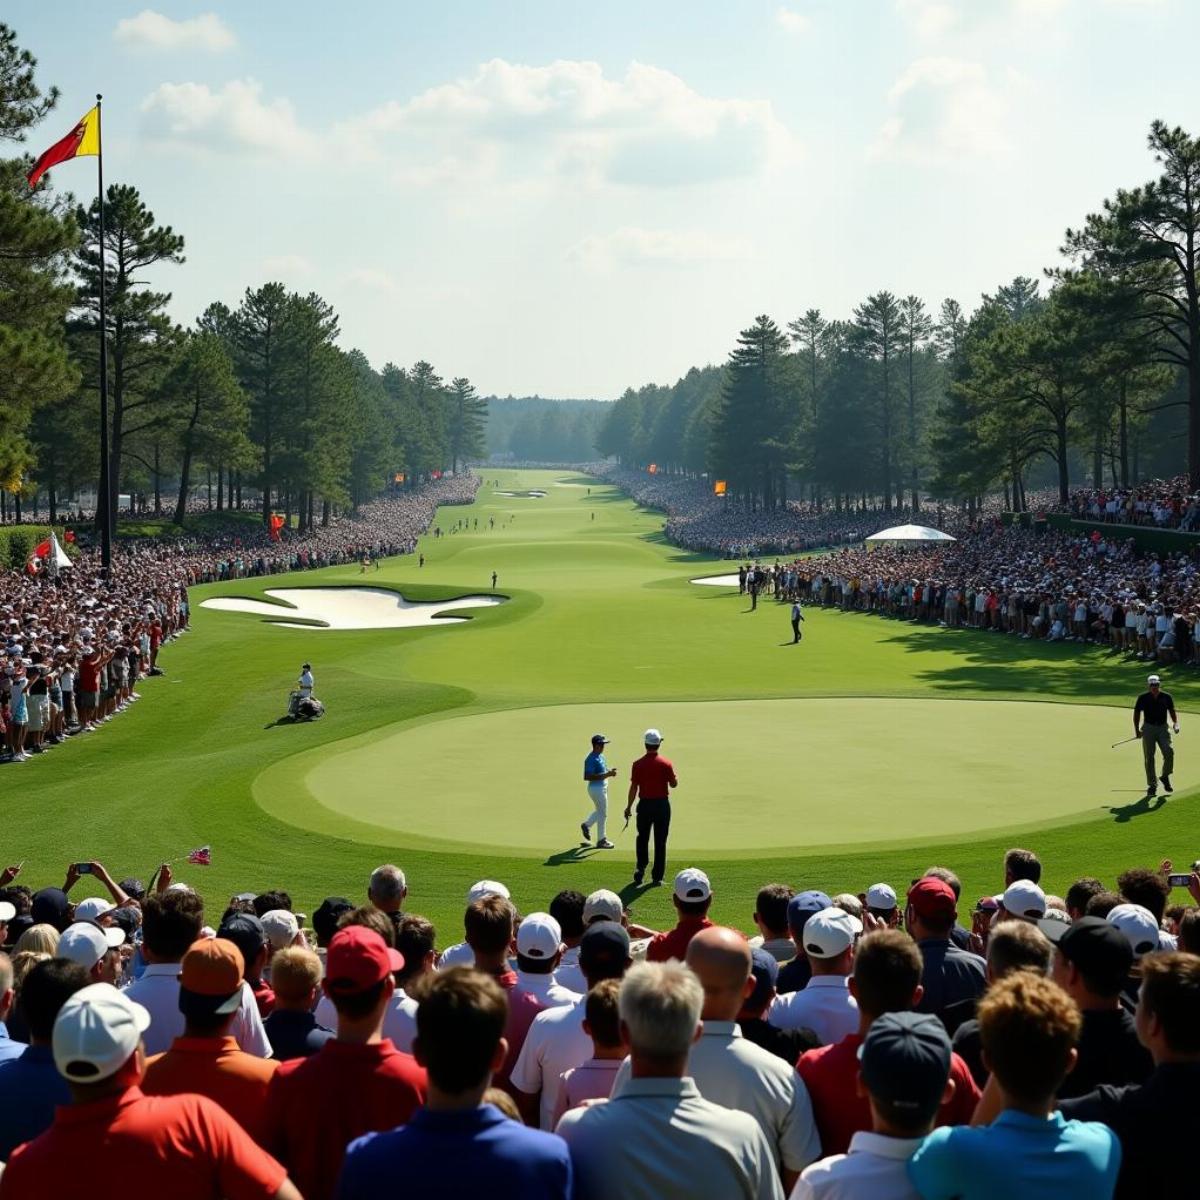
[{"left": 1143, "top": 723, "right": 1174, "bottom": 787}]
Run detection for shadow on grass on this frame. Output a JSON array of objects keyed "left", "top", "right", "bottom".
[
  {"left": 543, "top": 845, "right": 600, "bottom": 867},
  {"left": 619, "top": 880, "right": 657, "bottom": 907},
  {"left": 1106, "top": 793, "right": 1168, "bottom": 822}
]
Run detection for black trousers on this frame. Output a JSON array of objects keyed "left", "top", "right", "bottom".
[
  {"left": 635, "top": 798, "right": 671, "bottom": 882},
  {"left": 791, "top": 617, "right": 802, "bottom": 642}
]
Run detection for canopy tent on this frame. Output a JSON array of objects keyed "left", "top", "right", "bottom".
[{"left": 864, "top": 524, "right": 956, "bottom": 549}]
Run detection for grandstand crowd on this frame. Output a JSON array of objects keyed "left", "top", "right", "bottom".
[
  {"left": 0, "top": 848, "right": 1193, "bottom": 1199},
  {"left": 0, "top": 474, "right": 479, "bottom": 762},
  {"left": 1061, "top": 476, "right": 1200, "bottom": 531}
]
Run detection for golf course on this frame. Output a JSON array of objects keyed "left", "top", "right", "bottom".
[{"left": 21, "top": 469, "right": 1198, "bottom": 935}]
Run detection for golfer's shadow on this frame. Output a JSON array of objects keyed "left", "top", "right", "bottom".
[
  {"left": 543, "top": 845, "right": 600, "bottom": 867},
  {"left": 1106, "top": 793, "right": 1168, "bottom": 822}
]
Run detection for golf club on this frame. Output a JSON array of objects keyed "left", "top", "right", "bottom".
[{"left": 1111, "top": 735, "right": 1141, "bottom": 749}]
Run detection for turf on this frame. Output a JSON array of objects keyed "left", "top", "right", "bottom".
[{"left": 12, "top": 469, "right": 1199, "bottom": 939}]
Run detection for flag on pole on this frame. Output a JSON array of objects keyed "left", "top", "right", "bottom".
[
  {"left": 27, "top": 105, "right": 100, "bottom": 188},
  {"left": 268, "top": 513, "right": 285, "bottom": 542},
  {"left": 64, "top": 529, "right": 76, "bottom": 544},
  {"left": 394, "top": 472, "right": 405, "bottom": 484},
  {"left": 186, "top": 846, "right": 212, "bottom": 867},
  {"left": 714, "top": 480, "right": 727, "bottom": 495},
  {"left": 27, "top": 534, "right": 72, "bottom": 575}
]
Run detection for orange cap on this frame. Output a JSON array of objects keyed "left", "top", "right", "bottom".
[{"left": 179, "top": 938, "right": 245, "bottom": 1015}]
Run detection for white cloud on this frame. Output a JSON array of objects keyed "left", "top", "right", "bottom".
[
  {"left": 896, "top": 0, "right": 959, "bottom": 38},
  {"left": 140, "top": 79, "right": 316, "bottom": 159},
  {"left": 343, "top": 267, "right": 400, "bottom": 295},
  {"left": 115, "top": 10, "right": 235, "bottom": 52},
  {"left": 566, "top": 227, "right": 753, "bottom": 272},
  {"left": 775, "top": 6, "right": 810, "bottom": 35},
  {"left": 262, "top": 254, "right": 313, "bottom": 281}
]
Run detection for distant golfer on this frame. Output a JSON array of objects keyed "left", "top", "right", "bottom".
[
  {"left": 791, "top": 600, "right": 805, "bottom": 643},
  {"left": 491, "top": 571, "right": 498, "bottom": 589},
  {"left": 580, "top": 734, "right": 617, "bottom": 849},
  {"left": 1134, "top": 673, "right": 1179, "bottom": 798},
  {"left": 625, "top": 728, "right": 678, "bottom": 887}
]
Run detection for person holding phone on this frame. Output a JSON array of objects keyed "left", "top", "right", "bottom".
[
  {"left": 581, "top": 734, "right": 617, "bottom": 850},
  {"left": 1134, "top": 674, "right": 1179, "bottom": 799}
]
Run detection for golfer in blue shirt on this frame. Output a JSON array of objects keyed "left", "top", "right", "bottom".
[{"left": 581, "top": 734, "right": 617, "bottom": 849}]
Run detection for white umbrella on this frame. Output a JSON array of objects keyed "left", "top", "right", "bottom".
[{"left": 864, "top": 524, "right": 956, "bottom": 549}]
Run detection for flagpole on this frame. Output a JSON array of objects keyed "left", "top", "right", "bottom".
[{"left": 95, "top": 93, "right": 113, "bottom": 577}]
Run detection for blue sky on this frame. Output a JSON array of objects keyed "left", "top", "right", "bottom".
[{"left": 8, "top": 1, "right": 1197, "bottom": 396}]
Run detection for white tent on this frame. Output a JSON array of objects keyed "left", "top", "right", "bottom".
[{"left": 864, "top": 523, "right": 956, "bottom": 549}]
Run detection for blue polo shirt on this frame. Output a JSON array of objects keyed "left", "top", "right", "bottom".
[
  {"left": 0, "top": 1045, "right": 70, "bottom": 1159},
  {"left": 583, "top": 751, "right": 607, "bottom": 781},
  {"left": 908, "top": 1108, "right": 1120, "bottom": 1200},
  {"left": 335, "top": 1104, "right": 571, "bottom": 1200}
]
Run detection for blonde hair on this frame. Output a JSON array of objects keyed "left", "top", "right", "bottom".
[
  {"left": 269, "top": 947, "right": 322, "bottom": 1004},
  {"left": 14, "top": 924, "right": 59, "bottom": 956},
  {"left": 618, "top": 961, "right": 702, "bottom": 1058},
  {"left": 11, "top": 950, "right": 50, "bottom": 992}
]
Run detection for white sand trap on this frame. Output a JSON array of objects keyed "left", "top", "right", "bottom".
[
  {"left": 201, "top": 587, "right": 505, "bottom": 630},
  {"left": 495, "top": 490, "right": 547, "bottom": 498},
  {"left": 691, "top": 573, "right": 741, "bottom": 587}
]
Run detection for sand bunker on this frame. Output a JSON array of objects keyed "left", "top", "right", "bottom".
[
  {"left": 691, "top": 573, "right": 741, "bottom": 588},
  {"left": 201, "top": 587, "right": 506, "bottom": 630},
  {"left": 495, "top": 490, "right": 547, "bottom": 498}
]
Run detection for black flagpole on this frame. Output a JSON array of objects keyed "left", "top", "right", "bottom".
[{"left": 95, "top": 93, "right": 112, "bottom": 577}]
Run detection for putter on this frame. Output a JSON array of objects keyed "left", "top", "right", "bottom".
[{"left": 1111, "top": 735, "right": 1140, "bottom": 748}]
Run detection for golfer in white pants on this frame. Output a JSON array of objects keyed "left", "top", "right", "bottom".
[{"left": 581, "top": 734, "right": 618, "bottom": 849}]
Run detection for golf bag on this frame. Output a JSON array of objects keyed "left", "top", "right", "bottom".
[{"left": 287, "top": 690, "right": 325, "bottom": 721}]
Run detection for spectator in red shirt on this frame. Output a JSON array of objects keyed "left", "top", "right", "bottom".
[
  {"left": 262, "top": 925, "right": 426, "bottom": 1200},
  {"left": 624, "top": 728, "right": 678, "bottom": 887},
  {"left": 0, "top": 982, "right": 299, "bottom": 1200},
  {"left": 646, "top": 869, "right": 715, "bottom": 963},
  {"left": 797, "top": 929, "right": 980, "bottom": 1157}
]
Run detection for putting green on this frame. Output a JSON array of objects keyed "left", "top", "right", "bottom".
[{"left": 255, "top": 697, "right": 1162, "bottom": 857}]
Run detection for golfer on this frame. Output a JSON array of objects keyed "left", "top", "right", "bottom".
[
  {"left": 581, "top": 734, "right": 617, "bottom": 849},
  {"left": 1134, "top": 673, "right": 1179, "bottom": 798},
  {"left": 298, "top": 662, "right": 314, "bottom": 700},
  {"left": 791, "top": 600, "right": 805, "bottom": 644},
  {"left": 625, "top": 728, "right": 678, "bottom": 887}
]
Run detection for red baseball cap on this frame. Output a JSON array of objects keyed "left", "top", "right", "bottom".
[
  {"left": 906, "top": 877, "right": 957, "bottom": 921},
  {"left": 325, "top": 926, "right": 404, "bottom": 996}
]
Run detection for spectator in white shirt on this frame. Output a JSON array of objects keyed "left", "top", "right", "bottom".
[
  {"left": 769, "top": 908, "right": 860, "bottom": 1046},
  {"left": 387, "top": 914, "right": 437, "bottom": 1052},
  {"left": 437, "top": 880, "right": 511, "bottom": 970},
  {"left": 793, "top": 1012, "right": 955, "bottom": 1200},
  {"left": 558, "top": 961, "right": 783, "bottom": 1200}
]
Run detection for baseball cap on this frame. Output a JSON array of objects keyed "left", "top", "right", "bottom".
[
  {"left": 260, "top": 909, "right": 299, "bottom": 951},
  {"left": 58, "top": 922, "right": 125, "bottom": 970},
  {"left": 1148, "top": 674, "right": 1161, "bottom": 685},
  {"left": 325, "top": 926, "right": 404, "bottom": 996},
  {"left": 1002, "top": 881, "right": 1047, "bottom": 920},
  {"left": 74, "top": 897, "right": 114, "bottom": 923},
  {"left": 0, "top": 901, "right": 15, "bottom": 923},
  {"left": 53, "top": 983, "right": 150, "bottom": 1083},
  {"left": 866, "top": 883, "right": 898, "bottom": 910},
  {"left": 591, "top": 733, "right": 610, "bottom": 744},
  {"left": 217, "top": 913, "right": 267, "bottom": 969},
  {"left": 313, "top": 896, "right": 353, "bottom": 944},
  {"left": 858, "top": 1011, "right": 952, "bottom": 1119},
  {"left": 1107, "top": 903, "right": 1161, "bottom": 958},
  {"left": 178, "top": 938, "right": 245, "bottom": 1018},
  {"left": 516, "top": 912, "right": 563, "bottom": 960},
  {"left": 643, "top": 728, "right": 663, "bottom": 746},
  {"left": 747, "top": 948, "right": 779, "bottom": 1010},
  {"left": 578, "top": 922, "right": 631, "bottom": 973},
  {"left": 907, "top": 878, "right": 957, "bottom": 921},
  {"left": 673, "top": 868, "right": 712, "bottom": 903},
  {"left": 802, "top": 906, "right": 863, "bottom": 958},
  {"left": 466, "top": 880, "right": 510, "bottom": 905},
  {"left": 118, "top": 878, "right": 146, "bottom": 900},
  {"left": 583, "top": 889, "right": 623, "bottom": 924},
  {"left": 787, "top": 890, "right": 833, "bottom": 933},
  {"left": 1035, "top": 909, "right": 1072, "bottom": 944},
  {"left": 31, "top": 888, "right": 71, "bottom": 930},
  {"left": 1058, "top": 916, "right": 1134, "bottom": 990}
]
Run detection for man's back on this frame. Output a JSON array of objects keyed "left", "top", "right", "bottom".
[
  {"left": 914, "top": 938, "right": 986, "bottom": 1026},
  {"left": 511, "top": 999, "right": 590, "bottom": 1129},
  {"left": 630, "top": 751, "right": 676, "bottom": 798},
  {"left": 0, "top": 1046, "right": 68, "bottom": 1160},
  {"left": 1054, "top": 1008, "right": 1153, "bottom": 1100}
]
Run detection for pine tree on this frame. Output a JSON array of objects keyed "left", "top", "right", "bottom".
[{"left": 447, "top": 377, "right": 486, "bottom": 471}]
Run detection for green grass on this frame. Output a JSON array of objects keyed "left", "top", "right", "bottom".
[{"left": 13, "top": 469, "right": 1198, "bottom": 940}]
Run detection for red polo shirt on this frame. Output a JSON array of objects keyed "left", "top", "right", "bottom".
[
  {"left": 0, "top": 1086, "right": 285, "bottom": 1200},
  {"left": 797, "top": 1031, "right": 981, "bottom": 1155},
  {"left": 630, "top": 751, "right": 677, "bottom": 800},
  {"left": 646, "top": 915, "right": 714, "bottom": 963},
  {"left": 263, "top": 1037, "right": 426, "bottom": 1200}
]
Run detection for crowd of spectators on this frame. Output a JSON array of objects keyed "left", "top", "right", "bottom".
[
  {"left": 1060, "top": 477, "right": 1200, "bottom": 531},
  {"left": 0, "top": 847, "right": 1194, "bottom": 1198},
  {"left": 0, "top": 474, "right": 479, "bottom": 762}
]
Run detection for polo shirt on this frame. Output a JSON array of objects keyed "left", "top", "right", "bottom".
[
  {"left": 262, "top": 1008, "right": 335, "bottom": 1061},
  {"left": 142, "top": 1035, "right": 279, "bottom": 1141},
  {"left": 336, "top": 1104, "right": 572, "bottom": 1200},
  {"left": 1060, "top": 1061, "right": 1200, "bottom": 1200},
  {"left": 768, "top": 976, "right": 859, "bottom": 1046},
  {"left": 0, "top": 1021, "right": 25, "bottom": 1063},
  {"left": 511, "top": 998, "right": 591, "bottom": 1129},
  {"left": 0, "top": 1044, "right": 69, "bottom": 1159},
  {"left": 555, "top": 946, "right": 586, "bottom": 994},
  {"left": 646, "top": 915, "right": 714, "bottom": 963},
  {"left": 776, "top": 955, "right": 812, "bottom": 994},
  {"left": 1134, "top": 689, "right": 1174, "bottom": 724},
  {"left": 798, "top": 1032, "right": 981, "bottom": 1156},
  {"left": 263, "top": 1037, "right": 426, "bottom": 1200},
  {"left": 913, "top": 938, "right": 986, "bottom": 1026},
  {"left": 793, "top": 1131, "right": 926, "bottom": 1200},
  {"left": 748, "top": 934, "right": 796, "bottom": 964},
  {"left": 907, "top": 1109, "right": 1121, "bottom": 1200},
  {"left": 551, "top": 1057, "right": 625, "bottom": 1127},
  {"left": 629, "top": 751, "right": 677, "bottom": 800},
  {"left": 0, "top": 1086, "right": 287, "bottom": 1200},
  {"left": 557, "top": 1076, "right": 783, "bottom": 1200},
  {"left": 1055, "top": 1007, "right": 1153, "bottom": 1100},
  {"left": 583, "top": 750, "right": 607, "bottom": 780}
]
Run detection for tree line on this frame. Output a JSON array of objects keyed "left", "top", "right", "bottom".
[
  {"left": 0, "top": 25, "right": 486, "bottom": 529},
  {"left": 485, "top": 396, "right": 607, "bottom": 462},
  {"left": 599, "top": 121, "right": 1200, "bottom": 513}
]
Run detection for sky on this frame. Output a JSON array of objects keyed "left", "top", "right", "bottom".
[{"left": 7, "top": 1, "right": 1198, "bottom": 397}]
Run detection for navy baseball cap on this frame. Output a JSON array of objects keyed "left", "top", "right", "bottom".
[
  {"left": 591, "top": 734, "right": 610, "bottom": 744},
  {"left": 858, "top": 1011, "right": 951, "bottom": 1120},
  {"left": 313, "top": 897, "right": 353, "bottom": 944},
  {"left": 578, "top": 921, "right": 630, "bottom": 973},
  {"left": 787, "top": 891, "right": 833, "bottom": 934},
  {"left": 747, "top": 948, "right": 779, "bottom": 1010},
  {"left": 217, "top": 912, "right": 266, "bottom": 966}
]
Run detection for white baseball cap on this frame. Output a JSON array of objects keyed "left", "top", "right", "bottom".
[
  {"left": 58, "top": 922, "right": 125, "bottom": 970},
  {"left": 865, "top": 883, "right": 898, "bottom": 910},
  {"left": 583, "top": 889, "right": 624, "bottom": 924},
  {"left": 466, "top": 879, "right": 510, "bottom": 905},
  {"left": 1107, "top": 903, "right": 1161, "bottom": 957},
  {"left": 802, "top": 907, "right": 863, "bottom": 958},
  {"left": 673, "top": 867, "right": 712, "bottom": 903},
  {"left": 0, "top": 901, "right": 15, "bottom": 923},
  {"left": 260, "top": 909, "right": 299, "bottom": 951},
  {"left": 53, "top": 983, "right": 150, "bottom": 1082},
  {"left": 1148, "top": 674, "right": 1161, "bottom": 685},
  {"left": 516, "top": 912, "right": 562, "bottom": 960},
  {"left": 1002, "top": 881, "right": 1047, "bottom": 920},
  {"left": 74, "top": 897, "right": 114, "bottom": 923},
  {"left": 643, "top": 728, "right": 663, "bottom": 746}
]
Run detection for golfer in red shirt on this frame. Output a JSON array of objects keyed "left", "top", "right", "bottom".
[{"left": 625, "top": 728, "right": 678, "bottom": 887}]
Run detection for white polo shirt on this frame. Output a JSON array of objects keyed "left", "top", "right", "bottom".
[
  {"left": 791, "top": 1131, "right": 927, "bottom": 1200},
  {"left": 436, "top": 940, "right": 474, "bottom": 970},
  {"left": 314, "top": 984, "right": 419, "bottom": 1050},
  {"left": 555, "top": 946, "right": 587, "bottom": 994},
  {"left": 612, "top": 1020, "right": 822, "bottom": 1175},
  {"left": 511, "top": 970, "right": 581, "bottom": 1011},
  {"left": 558, "top": 1076, "right": 784, "bottom": 1200},
  {"left": 768, "top": 975, "right": 859, "bottom": 1046},
  {"left": 510, "top": 997, "right": 591, "bottom": 1129}
]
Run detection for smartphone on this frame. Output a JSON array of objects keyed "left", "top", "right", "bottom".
[
  {"left": 1167, "top": 873, "right": 1193, "bottom": 888},
  {"left": 75, "top": 862, "right": 93, "bottom": 875}
]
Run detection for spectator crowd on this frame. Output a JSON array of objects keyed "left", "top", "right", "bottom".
[
  {"left": 1060, "top": 476, "right": 1200, "bottom": 531},
  {"left": 0, "top": 846, "right": 1194, "bottom": 1199}
]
